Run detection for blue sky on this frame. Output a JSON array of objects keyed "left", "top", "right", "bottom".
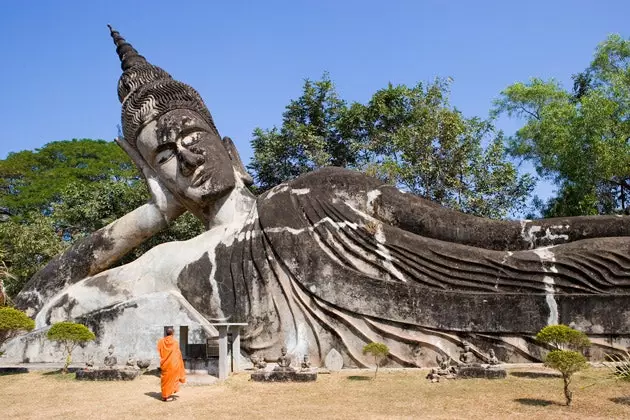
[{"left": 1, "top": 0, "right": 628, "bottom": 202}]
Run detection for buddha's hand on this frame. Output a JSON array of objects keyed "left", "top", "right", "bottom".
[{"left": 115, "top": 137, "right": 186, "bottom": 222}]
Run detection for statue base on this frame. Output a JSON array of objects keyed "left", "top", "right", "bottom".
[
  {"left": 457, "top": 365, "right": 506, "bottom": 379},
  {"left": 75, "top": 368, "right": 140, "bottom": 381},
  {"left": 250, "top": 369, "right": 317, "bottom": 382}
]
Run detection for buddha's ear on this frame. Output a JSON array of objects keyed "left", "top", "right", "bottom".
[{"left": 222, "top": 136, "right": 254, "bottom": 186}]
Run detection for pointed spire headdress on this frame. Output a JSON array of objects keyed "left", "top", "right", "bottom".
[{"left": 108, "top": 25, "right": 218, "bottom": 147}]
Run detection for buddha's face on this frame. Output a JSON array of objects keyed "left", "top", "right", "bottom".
[{"left": 136, "top": 109, "right": 236, "bottom": 208}]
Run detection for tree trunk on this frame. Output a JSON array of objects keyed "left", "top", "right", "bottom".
[{"left": 563, "top": 374, "right": 573, "bottom": 406}]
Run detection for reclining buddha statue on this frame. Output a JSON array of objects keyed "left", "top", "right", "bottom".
[{"left": 5, "top": 26, "right": 630, "bottom": 367}]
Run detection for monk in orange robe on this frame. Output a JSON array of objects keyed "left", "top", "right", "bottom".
[{"left": 157, "top": 328, "right": 186, "bottom": 401}]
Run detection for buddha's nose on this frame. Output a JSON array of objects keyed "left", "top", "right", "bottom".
[{"left": 177, "top": 147, "right": 205, "bottom": 176}]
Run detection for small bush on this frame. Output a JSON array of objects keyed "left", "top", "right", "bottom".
[
  {"left": 536, "top": 324, "right": 590, "bottom": 350},
  {"left": 363, "top": 342, "right": 389, "bottom": 379},
  {"left": 604, "top": 351, "right": 630, "bottom": 381},
  {"left": 536, "top": 325, "right": 591, "bottom": 406},
  {"left": 47, "top": 322, "right": 95, "bottom": 373},
  {"left": 0, "top": 306, "right": 35, "bottom": 348}
]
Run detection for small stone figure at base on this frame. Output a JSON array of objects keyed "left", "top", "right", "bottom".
[
  {"left": 459, "top": 344, "right": 476, "bottom": 365},
  {"left": 274, "top": 347, "right": 295, "bottom": 372},
  {"left": 487, "top": 349, "right": 500, "bottom": 365},
  {"left": 427, "top": 354, "right": 457, "bottom": 382},
  {"left": 126, "top": 354, "right": 137, "bottom": 370},
  {"left": 301, "top": 354, "right": 312, "bottom": 371},
  {"left": 85, "top": 355, "right": 94, "bottom": 369},
  {"left": 250, "top": 355, "right": 267, "bottom": 370},
  {"left": 103, "top": 345, "right": 117, "bottom": 369}
]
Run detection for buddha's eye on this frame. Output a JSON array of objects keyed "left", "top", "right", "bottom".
[
  {"left": 155, "top": 148, "right": 175, "bottom": 165},
  {"left": 180, "top": 131, "right": 202, "bottom": 148}
]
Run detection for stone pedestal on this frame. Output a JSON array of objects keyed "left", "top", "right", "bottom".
[
  {"left": 250, "top": 370, "right": 317, "bottom": 382},
  {"left": 457, "top": 365, "right": 507, "bottom": 379},
  {"left": 75, "top": 368, "right": 140, "bottom": 381}
]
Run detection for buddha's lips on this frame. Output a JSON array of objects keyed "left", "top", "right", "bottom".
[{"left": 191, "top": 166, "right": 209, "bottom": 187}]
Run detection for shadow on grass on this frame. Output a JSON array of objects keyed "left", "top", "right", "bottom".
[
  {"left": 510, "top": 371, "right": 561, "bottom": 379},
  {"left": 42, "top": 370, "right": 76, "bottom": 380},
  {"left": 145, "top": 392, "right": 180, "bottom": 402},
  {"left": 347, "top": 375, "right": 372, "bottom": 381},
  {"left": 514, "top": 398, "right": 562, "bottom": 407},
  {"left": 0, "top": 367, "right": 28, "bottom": 376},
  {"left": 143, "top": 369, "right": 161, "bottom": 377},
  {"left": 610, "top": 397, "right": 630, "bottom": 406}
]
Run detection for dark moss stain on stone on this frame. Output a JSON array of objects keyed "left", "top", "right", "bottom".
[
  {"left": 84, "top": 274, "right": 120, "bottom": 296},
  {"left": 45, "top": 293, "right": 79, "bottom": 325},
  {"left": 177, "top": 252, "right": 219, "bottom": 318},
  {"left": 76, "top": 301, "right": 139, "bottom": 344}
]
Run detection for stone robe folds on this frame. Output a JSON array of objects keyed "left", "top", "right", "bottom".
[
  {"left": 204, "top": 168, "right": 630, "bottom": 366},
  {"left": 157, "top": 335, "right": 186, "bottom": 399}
]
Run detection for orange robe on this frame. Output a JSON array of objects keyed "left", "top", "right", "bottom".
[{"left": 157, "top": 335, "right": 186, "bottom": 399}]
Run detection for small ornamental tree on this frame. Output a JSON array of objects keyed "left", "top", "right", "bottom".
[
  {"left": 0, "top": 306, "right": 35, "bottom": 349},
  {"left": 47, "top": 322, "right": 95, "bottom": 373},
  {"left": 536, "top": 325, "right": 591, "bottom": 406},
  {"left": 363, "top": 342, "right": 389, "bottom": 379}
]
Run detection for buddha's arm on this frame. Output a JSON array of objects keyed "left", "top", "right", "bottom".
[
  {"left": 374, "top": 185, "right": 630, "bottom": 251},
  {"left": 15, "top": 183, "right": 186, "bottom": 315}
]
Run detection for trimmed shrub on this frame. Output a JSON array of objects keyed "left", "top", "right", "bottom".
[
  {"left": 0, "top": 306, "right": 35, "bottom": 348},
  {"left": 363, "top": 342, "right": 389, "bottom": 379},
  {"left": 536, "top": 325, "right": 591, "bottom": 406},
  {"left": 47, "top": 322, "right": 95, "bottom": 373}
]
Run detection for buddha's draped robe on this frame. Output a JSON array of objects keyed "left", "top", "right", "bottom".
[
  {"left": 157, "top": 335, "right": 186, "bottom": 399},
  {"left": 201, "top": 168, "right": 630, "bottom": 367}
]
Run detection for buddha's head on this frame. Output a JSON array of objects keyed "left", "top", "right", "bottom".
[{"left": 107, "top": 26, "right": 252, "bottom": 212}]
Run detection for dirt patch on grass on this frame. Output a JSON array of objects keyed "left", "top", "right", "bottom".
[{"left": 2, "top": 368, "right": 630, "bottom": 419}]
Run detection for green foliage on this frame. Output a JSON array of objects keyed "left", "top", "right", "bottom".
[
  {"left": 0, "top": 212, "right": 68, "bottom": 296},
  {"left": 494, "top": 34, "right": 630, "bottom": 216},
  {"left": 604, "top": 351, "right": 630, "bottom": 381},
  {"left": 535, "top": 324, "right": 591, "bottom": 351},
  {"left": 363, "top": 341, "right": 390, "bottom": 378},
  {"left": 545, "top": 350, "right": 589, "bottom": 376},
  {"left": 47, "top": 322, "right": 95, "bottom": 373},
  {"left": 351, "top": 80, "right": 535, "bottom": 218},
  {"left": 0, "top": 139, "right": 137, "bottom": 215},
  {"left": 536, "top": 325, "right": 590, "bottom": 406},
  {"left": 0, "top": 306, "right": 35, "bottom": 349},
  {"left": 250, "top": 75, "right": 534, "bottom": 218},
  {"left": 249, "top": 73, "right": 355, "bottom": 191}
]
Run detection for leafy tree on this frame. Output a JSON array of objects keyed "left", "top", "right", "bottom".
[
  {"left": 348, "top": 80, "right": 535, "bottom": 218},
  {"left": 47, "top": 321, "right": 95, "bottom": 373},
  {"left": 535, "top": 324, "right": 591, "bottom": 406},
  {"left": 362, "top": 341, "right": 389, "bottom": 379},
  {"left": 250, "top": 76, "right": 534, "bottom": 218},
  {"left": 0, "top": 212, "right": 68, "bottom": 296},
  {"left": 0, "top": 139, "right": 137, "bottom": 215},
  {"left": 0, "top": 306, "right": 35, "bottom": 350},
  {"left": 249, "top": 73, "right": 355, "bottom": 191},
  {"left": 494, "top": 34, "right": 630, "bottom": 217}
]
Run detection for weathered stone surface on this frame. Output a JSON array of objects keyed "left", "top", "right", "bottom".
[
  {"left": 250, "top": 370, "right": 317, "bottom": 382},
  {"left": 75, "top": 368, "right": 140, "bottom": 381},
  {"left": 324, "top": 349, "right": 344, "bottom": 372},
  {"left": 6, "top": 26, "right": 630, "bottom": 370}
]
